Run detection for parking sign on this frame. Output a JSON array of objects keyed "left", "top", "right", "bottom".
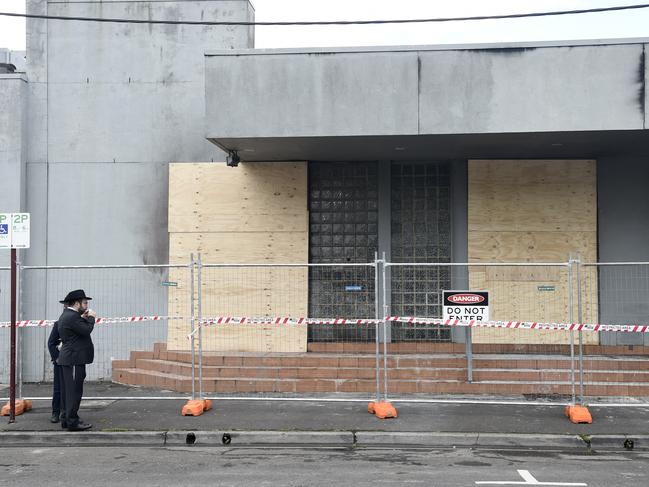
[
  {"left": 0, "top": 213, "right": 30, "bottom": 249},
  {"left": 0, "top": 214, "right": 10, "bottom": 249}
]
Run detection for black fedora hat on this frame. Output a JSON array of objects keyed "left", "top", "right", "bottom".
[{"left": 59, "top": 289, "right": 93, "bottom": 304}]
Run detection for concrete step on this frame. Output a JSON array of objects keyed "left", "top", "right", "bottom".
[
  {"left": 473, "top": 356, "right": 649, "bottom": 371},
  {"left": 471, "top": 369, "right": 649, "bottom": 383},
  {"left": 133, "top": 358, "right": 467, "bottom": 381},
  {"left": 132, "top": 352, "right": 649, "bottom": 373},
  {"left": 112, "top": 343, "right": 649, "bottom": 396},
  {"left": 151, "top": 349, "right": 649, "bottom": 371},
  {"left": 307, "top": 342, "right": 649, "bottom": 356},
  {"left": 112, "top": 368, "right": 377, "bottom": 394},
  {"left": 126, "top": 358, "right": 649, "bottom": 384},
  {"left": 152, "top": 351, "right": 470, "bottom": 368},
  {"left": 112, "top": 367, "right": 649, "bottom": 396}
]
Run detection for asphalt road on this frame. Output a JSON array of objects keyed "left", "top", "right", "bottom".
[{"left": 1, "top": 446, "right": 648, "bottom": 486}]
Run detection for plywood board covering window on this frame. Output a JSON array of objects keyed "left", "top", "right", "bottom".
[
  {"left": 468, "top": 160, "right": 598, "bottom": 345},
  {"left": 167, "top": 162, "right": 309, "bottom": 352}
]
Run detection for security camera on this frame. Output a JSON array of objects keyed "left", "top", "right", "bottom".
[{"left": 226, "top": 150, "right": 240, "bottom": 167}]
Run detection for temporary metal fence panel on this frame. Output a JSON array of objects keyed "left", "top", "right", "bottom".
[
  {"left": 584, "top": 262, "right": 649, "bottom": 346},
  {"left": 6, "top": 257, "right": 649, "bottom": 406},
  {"left": 579, "top": 261, "right": 649, "bottom": 403},
  {"left": 382, "top": 262, "right": 582, "bottom": 402},
  {"left": 197, "top": 262, "right": 379, "bottom": 398},
  {"left": 18, "top": 264, "right": 192, "bottom": 384}
]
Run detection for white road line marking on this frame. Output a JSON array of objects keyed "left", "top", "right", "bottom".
[{"left": 475, "top": 469, "right": 587, "bottom": 486}]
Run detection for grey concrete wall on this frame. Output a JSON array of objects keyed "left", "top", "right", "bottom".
[
  {"left": 450, "top": 161, "right": 469, "bottom": 344},
  {"left": 0, "top": 73, "right": 27, "bottom": 383},
  {"left": 598, "top": 156, "right": 649, "bottom": 346},
  {"left": 207, "top": 52, "right": 419, "bottom": 138},
  {"left": 0, "top": 74, "right": 27, "bottom": 213},
  {"left": 18, "top": 0, "right": 254, "bottom": 381},
  {"left": 206, "top": 42, "right": 647, "bottom": 140}
]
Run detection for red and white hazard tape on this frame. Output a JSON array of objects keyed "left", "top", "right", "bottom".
[
  {"left": 0, "top": 316, "right": 184, "bottom": 328},
  {"left": 197, "top": 316, "right": 649, "bottom": 333},
  {"left": 387, "top": 317, "right": 649, "bottom": 333},
  {"left": 185, "top": 316, "right": 382, "bottom": 340},
  {"left": 199, "top": 316, "right": 380, "bottom": 326},
  {"left": 3, "top": 315, "right": 648, "bottom": 334}
]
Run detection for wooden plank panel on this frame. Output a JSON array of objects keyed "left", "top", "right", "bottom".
[
  {"left": 468, "top": 160, "right": 598, "bottom": 345},
  {"left": 485, "top": 266, "right": 562, "bottom": 282},
  {"left": 469, "top": 160, "right": 596, "bottom": 184},
  {"left": 168, "top": 324, "right": 308, "bottom": 353},
  {"left": 468, "top": 186, "right": 596, "bottom": 232},
  {"left": 469, "top": 160, "right": 596, "bottom": 232},
  {"left": 169, "top": 162, "right": 307, "bottom": 233},
  {"left": 471, "top": 328, "right": 599, "bottom": 345},
  {"left": 200, "top": 324, "right": 307, "bottom": 353},
  {"left": 169, "top": 232, "right": 308, "bottom": 264},
  {"left": 469, "top": 231, "right": 597, "bottom": 262},
  {"left": 200, "top": 267, "right": 309, "bottom": 316},
  {"left": 167, "top": 162, "right": 309, "bottom": 352}
]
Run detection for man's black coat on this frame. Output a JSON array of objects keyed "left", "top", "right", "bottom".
[
  {"left": 47, "top": 321, "right": 61, "bottom": 363},
  {"left": 57, "top": 308, "right": 95, "bottom": 366}
]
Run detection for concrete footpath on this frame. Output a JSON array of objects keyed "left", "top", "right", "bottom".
[{"left": 1, "top": 382, "right": 649, "bottom": 451}]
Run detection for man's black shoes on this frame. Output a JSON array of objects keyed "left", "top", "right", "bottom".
[
  {"left": 50, "top": 412, "right": 60, "bottom": 423},
  {"left": 67, "top": 421, "right": 92, "bottom": 431}
]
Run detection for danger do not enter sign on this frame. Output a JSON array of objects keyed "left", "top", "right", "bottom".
[{"left": 443, "top": 290, "right": 490, "bottom": 322}]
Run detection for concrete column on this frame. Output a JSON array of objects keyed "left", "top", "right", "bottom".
[
  {"left": 0, "top": 73, "right": 28, "bottom": 383},
  {"left": 450, "top": 160, "right": 469, "bottom": 343}
]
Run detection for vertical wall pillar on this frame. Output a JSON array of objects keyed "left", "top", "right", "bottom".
[
  {"left": 450, "top": 160, "right": 469, "bottom": 343},
  {"left": 0, "top": 73, "right": 28, "bottom": 383}
]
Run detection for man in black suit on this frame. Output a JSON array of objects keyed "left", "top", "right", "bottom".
[
  {"left": 57, "top": 289, "right": 96, "bottom": 431},
  {"left": 47, "top": 318, "right": 63, "bottom": 423}
]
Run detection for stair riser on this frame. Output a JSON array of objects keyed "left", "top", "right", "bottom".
[
  {"left": 158, "top": 352, "right": 649, "bottom": 372},
  {"left": 113, "top": 370, "right": 649, "bottom": 396},
  {"left": 132, "top": 359, "right": 649, "bottom": 383}
]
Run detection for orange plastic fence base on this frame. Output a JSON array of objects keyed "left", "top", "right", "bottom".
[
  {"left": 181, "top": 399, "right": 212, "bottom": 417},
  {"left": 368, "top": 401, "right": 398, "bottom": 419},
  {"left": 565, "top": 405, "right": 593, "bottom": 424},
  {"left": 1, "top": 399, "right": 33, "bottom": 417}
]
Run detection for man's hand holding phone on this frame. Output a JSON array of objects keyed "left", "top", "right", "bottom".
[{"left": 83, "top": 309, "right": 97, "bottom": 319}]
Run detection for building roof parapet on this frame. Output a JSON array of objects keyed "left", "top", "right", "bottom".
[{"left": 206, "top": 37, "right": 649, "bottom": 57}]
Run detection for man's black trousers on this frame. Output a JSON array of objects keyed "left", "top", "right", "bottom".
[
  {"left": 52, "top": 363, "right": 62, "bottom": 415},
  {"left": 60, "top": 364, "right": 86, "bottom": 426}
]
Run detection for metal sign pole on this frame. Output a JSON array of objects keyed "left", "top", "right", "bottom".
[
  {"left": 8, "top": 248, "right": 17, "bottom": 423},
  {"left": 466, "top": 327, "right": 473, "bottom": 383},
  {"left": 16, "top": 257, "right": 23, "bottom": 400},
  {"left": 1, "top": 213, "right": 29, "bottom": 421}
]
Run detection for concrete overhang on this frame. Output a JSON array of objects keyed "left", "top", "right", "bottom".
[{"left": 205, "top": 38, "right": 649, "bottom": 162}]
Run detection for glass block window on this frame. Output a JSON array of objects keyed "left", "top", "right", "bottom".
[
  {"left": 390, "top": 162, "right": 452, "bottom": 341},
  {"left": 308, "top": 162, "right": 378, "bottom": 341}
]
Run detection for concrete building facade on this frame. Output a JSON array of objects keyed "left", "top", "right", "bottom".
[
  {"left": 2, "top": 3, "right": 649, "bottom": 385},
  {"left": 0, "top": 0, "right": 254, "bottom": 381},
  {"left": 201, "top": 40, "right": 649, "bottom": 349}
]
